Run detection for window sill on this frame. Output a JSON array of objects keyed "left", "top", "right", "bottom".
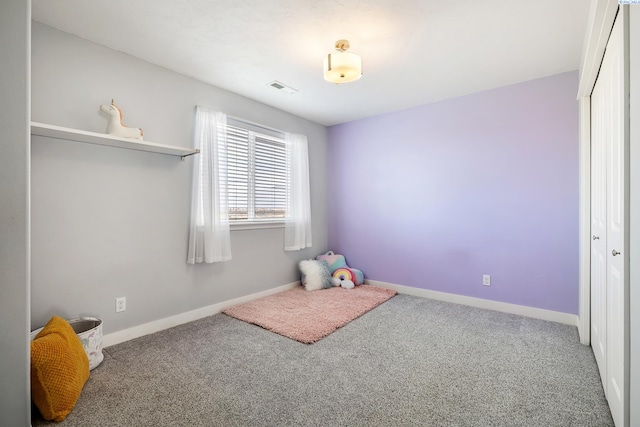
[{"left": 230, "top": 221, "right": 284, "bottom": 231}]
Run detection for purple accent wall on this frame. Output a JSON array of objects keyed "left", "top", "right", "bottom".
[{"left": 328, "top": 71, "right": 579, "bottom": 314}]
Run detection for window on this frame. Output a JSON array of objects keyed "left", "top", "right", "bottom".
[
  {"left": 226, "top": 121, "right": 287, "bottom": 224},
  {"left": 188, "top": 108, "right": 311, "bottom": 264}
]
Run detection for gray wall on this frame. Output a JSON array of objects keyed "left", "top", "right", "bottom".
[
  {"left": 0, "top": 1, "right": 31, "bottom": 425},
  {"left": 630, "top": 7, "right": 639, "bottom": 426},
  {"left": 30, "top": 23, "right": 328, "bottom": 335}
]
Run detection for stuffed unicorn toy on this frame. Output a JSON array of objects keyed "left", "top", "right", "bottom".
[{"left": 99, "top": 99, "right": 144, "bottom": 140}]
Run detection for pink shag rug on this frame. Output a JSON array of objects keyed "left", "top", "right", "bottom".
[{"left": 223, "top": 285, "right": 397, "bottom": 344}]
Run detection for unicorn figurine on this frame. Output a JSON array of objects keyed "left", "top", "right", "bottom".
[{"left": 99, "top": 99, "right": 144, "bottom": 140}]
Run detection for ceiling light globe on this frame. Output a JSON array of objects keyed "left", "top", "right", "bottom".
[{"left": 324, "top": 51, "right": 362, "bottom": 84}]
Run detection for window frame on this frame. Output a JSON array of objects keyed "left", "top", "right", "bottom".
[{"left": 225, "top": 119, "right": 288, "bottom": 230}]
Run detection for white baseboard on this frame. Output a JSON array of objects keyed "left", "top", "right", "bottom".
[
  {"left": 103, "top": 279, "right": 578, "bottom": 348},
  {"left": 366, "top": 279, "right": 578, "bottom": 326},
  {"left": 102, "top": 281, "right": 300, "bottom": 347}
]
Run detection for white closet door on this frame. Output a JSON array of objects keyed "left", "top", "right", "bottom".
[
  {"left": 605, "top": 14, "right": 626, "bottom": 427},
  {"left": 590, "top": 52, "right": 608, "bottom": 387},
  {"left": 591, "top": 12, "right": 627, "bottom": 427}
]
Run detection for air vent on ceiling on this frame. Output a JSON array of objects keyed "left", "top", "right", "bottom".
[{"left": 268, "top": 80, "right": 298, "bottom": 95}]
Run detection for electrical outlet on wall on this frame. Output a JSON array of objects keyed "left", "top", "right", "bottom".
[
  {"left": 483, "top": 275, "right": 491, "bottom": 286},
  {"left": 115, "top": 297, "right": 126, "bottom": 312}
]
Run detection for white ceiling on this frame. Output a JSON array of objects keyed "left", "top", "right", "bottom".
[{"left": 31, "top": 0, "right": 590, "bottom": 126}]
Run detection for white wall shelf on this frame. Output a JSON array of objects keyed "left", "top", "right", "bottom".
[{"left": 30, "top": 122, "right": 199, "bottom": 159}]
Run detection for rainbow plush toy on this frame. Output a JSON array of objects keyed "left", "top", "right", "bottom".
[{"left": 315, "top": 251, "right": 365, "bottom": 288}]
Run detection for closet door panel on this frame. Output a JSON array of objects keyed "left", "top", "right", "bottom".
[
  {"left": 590, "top": 49, "right": 608, "bottom": 386},
  {"left": 590, "top": 12, "right": 627, "bottom": 426},
  {"left": 605, "top": 14, "right": 626, "bottom": 426}
]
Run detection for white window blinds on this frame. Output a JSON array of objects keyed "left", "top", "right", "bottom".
[{"left": 227, "top": 124, "right": 287, "bottom": 222}]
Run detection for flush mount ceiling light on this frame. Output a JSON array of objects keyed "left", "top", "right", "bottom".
[{"left": 323, "top": 39, "right": 362, "bottom": 84}]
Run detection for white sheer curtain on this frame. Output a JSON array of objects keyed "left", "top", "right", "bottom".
[
  {"left": 284, "top": 132, "right": 312, "bottom": 251},
  {"left": 187, "top": 107, "right": 232, "bottom": 264}
]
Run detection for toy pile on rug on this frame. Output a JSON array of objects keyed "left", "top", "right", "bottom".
[{"left": 299, "top": 251, "right": 365, "bottom": 291}]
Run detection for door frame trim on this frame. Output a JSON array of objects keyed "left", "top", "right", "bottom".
[{"left": 578, "top": 96, "right": 591, "bottom": 345}]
